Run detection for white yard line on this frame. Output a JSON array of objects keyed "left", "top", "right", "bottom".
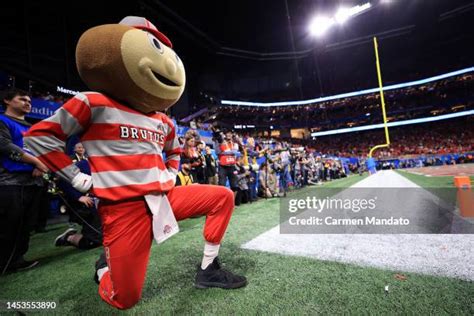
[
  {"left": 351, "top": 170, "right": 420, "bottom": 188},
  {"left": 242, "top": 170, "right": 474, "bottom": 280}
]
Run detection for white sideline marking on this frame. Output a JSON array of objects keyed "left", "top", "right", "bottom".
[
  {"left": 242, "top": 171, "right": 474, "bottom": 280},
  {"left": 351, "top": 170, "right": 419, "bottom": 188}
]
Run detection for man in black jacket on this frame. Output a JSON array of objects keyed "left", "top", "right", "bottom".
[
  {"left": 204, "top": 146, "right": 218, "bottom": 185},
  {"left": 54, "top": 159, "right": 102, "bottom": 250}
]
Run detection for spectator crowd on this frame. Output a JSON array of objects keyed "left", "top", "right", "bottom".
[{"left": 191, "top": 72, "right": 474, "bottom": 132}]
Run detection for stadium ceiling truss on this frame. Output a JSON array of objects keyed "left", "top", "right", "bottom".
[{"left": 144, "top": 0, "right": 473, "bottom": 61}]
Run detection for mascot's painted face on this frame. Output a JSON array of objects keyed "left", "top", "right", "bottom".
[{"left": 76, "top": 17, "right": 185, "bottom": 113}]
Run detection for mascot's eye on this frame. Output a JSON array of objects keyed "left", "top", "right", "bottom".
[
  {"left": 148, "top": 34, "right": 164, "bottom": 54},
  {"left": 152, "top": 38, "right": 161, "bottom": 50}
]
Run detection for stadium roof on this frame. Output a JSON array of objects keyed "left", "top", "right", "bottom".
[{"left": 1, "top": 0, "right": 473, "bottom": 103}]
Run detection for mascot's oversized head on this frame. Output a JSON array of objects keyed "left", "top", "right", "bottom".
[{"left": 76, "top": 16, "right": 185, "bottom": 113}]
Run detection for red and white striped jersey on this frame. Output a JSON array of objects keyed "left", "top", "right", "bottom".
[{"left": 24, "top": 92, "right": 181, "bottom": 201}]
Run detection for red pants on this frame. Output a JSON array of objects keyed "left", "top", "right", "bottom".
[{"left": 97, "top": 185, "right": 234, "bottom": 309}]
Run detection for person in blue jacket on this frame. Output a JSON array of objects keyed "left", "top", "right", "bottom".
[
  {"left": 0, "top": 88, "right": 48, "bottom": 273},
  {"left": 366, "top": 157, "right": 377, "bottom": 175}
]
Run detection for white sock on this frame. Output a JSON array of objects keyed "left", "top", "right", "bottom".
[
  {"left": 97, "top": 266, "right": 109, "bottom": 282},
  {"left": 201, "top": 241, "right": 220, "bottom": 270}
]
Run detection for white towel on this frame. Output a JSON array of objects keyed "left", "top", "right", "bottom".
[{"left": 144, "top": 193, "right": 179, "bottom": 244}]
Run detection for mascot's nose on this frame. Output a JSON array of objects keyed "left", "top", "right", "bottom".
[{"left": 165, "top": 58, "right": 177, "bottom": 76}]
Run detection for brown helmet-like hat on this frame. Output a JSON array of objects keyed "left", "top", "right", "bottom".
[{"left": 76, "top": 16, "right": 186, "bottom": 113}]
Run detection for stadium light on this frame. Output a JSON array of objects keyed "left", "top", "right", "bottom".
[
  {"left": 336, "top": 2, "right": 372, "bottom": 24},
  {"left": 309, "top": 16, "right": 334, "bottom": 37},
  {"left": 349, "top": 2, "right": 372, "bottom": 16},
  {"left": 313, "top": 2, "right": 372, "bottom": 32},
  {"left": 335, "top": 7, "right": 351, "bottom": 24}
]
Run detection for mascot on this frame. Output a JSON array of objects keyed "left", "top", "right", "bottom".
[{"left": 24, "top": 16, "right": 247, "bottom": 309}]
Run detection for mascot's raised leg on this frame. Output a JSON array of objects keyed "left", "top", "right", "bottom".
[
  {"left": 95, "top": 185, "right": 246, "bottom": 310},
  {"left": 167, "top": 185, "right": 247, "bottom": 289},
  {"left": 94, "top": 185, "right": 247, "bottom": 309}
]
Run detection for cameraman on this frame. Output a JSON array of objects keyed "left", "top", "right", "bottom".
[
  {"left": 212, "top": 127, "right": 240, "bottom": 194},
  {"left": 204, "top": 146, "right": 218, "bottom": 185},
  {"left": 274, "top": 146, "right": 292, "bottom": 196},
  {"left": 258, "top": 162, "right": 278, "bottom": 198},
  {"left": 235, "top": 155, "right": 250, "bottom": 205}
]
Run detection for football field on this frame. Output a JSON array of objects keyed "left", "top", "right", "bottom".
[{"left": 1, "top": 174, "right": 473, "bottom": 314}]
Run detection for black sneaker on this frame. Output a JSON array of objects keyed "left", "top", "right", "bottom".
[
  {"left": 7, "top": 258, "right": 39, "bottom": 272},
  {"left": 94, "top": 252, "right": 107, "bottom": 285},
  {"left": 195, "top": 257, "right": 247, "bottom": 289},
  {"left": 54, "top": 228, "right": 77, "bottom": 247}
]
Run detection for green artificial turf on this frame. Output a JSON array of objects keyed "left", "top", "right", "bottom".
[
  {"left": 397, "top": 170, "right": 474, "bottom": 188},
  {"left": 397, "top": 170, "right": 474, "bottom": 205},
  {"left": 1, "top": 175, "right": 473, "bottom": 315}
]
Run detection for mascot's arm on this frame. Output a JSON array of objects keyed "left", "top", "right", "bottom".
[
  {"left": 24, "top": 93, "right": 92, "bottom": 191},
  {"left": 162, "top": 119, "right": 181, "bottom": 182}
]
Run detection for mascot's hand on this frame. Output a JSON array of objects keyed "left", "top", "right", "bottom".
[{"left": 71, "top": 172, "right": 93, "bottom": 193}]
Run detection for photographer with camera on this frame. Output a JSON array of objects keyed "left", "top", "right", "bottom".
[
  {"left": 273, "top": 143, "right": 292, "bottom": 197},
  {"left": 246, "top": 146, "right": 259, "bottom": 202},
  {"left": 258, "top": 161, "right": 278, "bottom": 198},
  {"left": 234, "top": 155, "right": 251, "bottom": 205},
  {"left": 204, "top": 146, "right": 218, "bottom": 185},
  {"left": 212, "top": 126, "right": 240, "bottom": 195}
]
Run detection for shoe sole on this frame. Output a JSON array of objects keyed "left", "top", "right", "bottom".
[
  {"left": 54, "top": 228, "right": 77, "bottom": 246},
  {"left": 194, "top": 279, "right": 248, "bottom": 289},
  {"left": 14, "top": 261, "right": 39, "bottom": 271}
]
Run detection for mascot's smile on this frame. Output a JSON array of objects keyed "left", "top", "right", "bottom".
[
  {"left": 137, "top": 57, "right": 182, "bottom": 89},
  {"left": 150, "top": 69, "right": 179, "bottom": 87}
]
